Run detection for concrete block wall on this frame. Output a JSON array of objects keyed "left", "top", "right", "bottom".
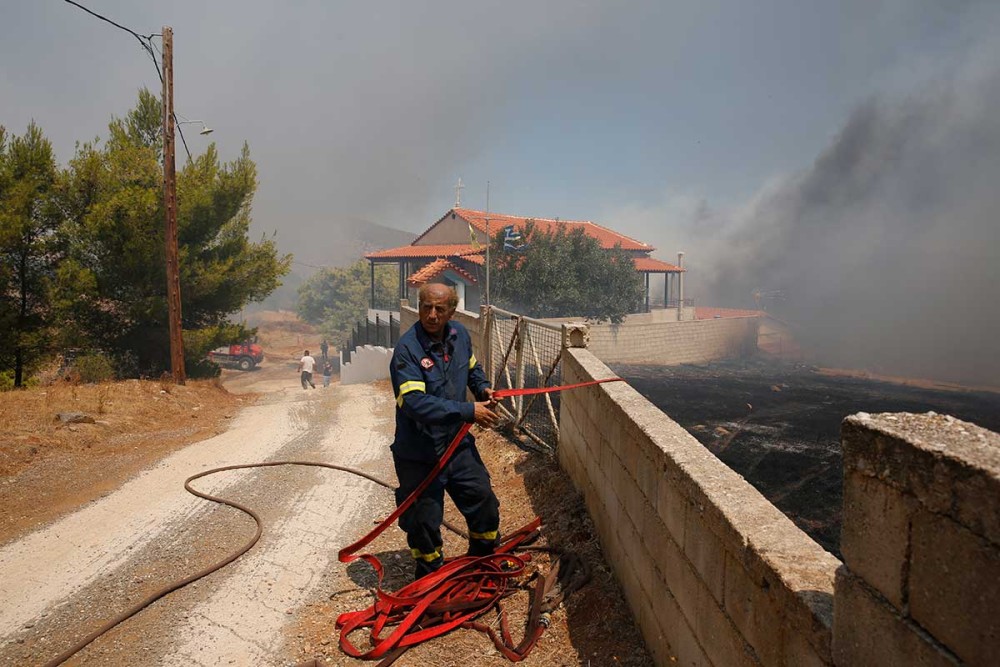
[
  {"left": 400, "top": 302, "right": 417, "bottom": 333},
  {"left": 833, "top": 412, "right": 1000, "bottom": 667},
  {"left": 559, "top": 348, "right": 840, "bottom": 666},
  {"left": 339, "top": 345, "right": 391, "bottom": 385},
  {"left": 586, "top": 316, "right": 759, "bottom": 365}
]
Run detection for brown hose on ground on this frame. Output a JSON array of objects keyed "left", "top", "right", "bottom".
[{"left": 39, "top": 459, "right": 464, "bottom": 667}]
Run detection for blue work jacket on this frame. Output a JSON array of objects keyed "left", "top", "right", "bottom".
[{"left": 390, "top": 320, "right": 491, "bottom": 462}]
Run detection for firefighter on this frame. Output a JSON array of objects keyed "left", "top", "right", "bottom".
[{"left": 390, "top": 282, "right": 501, "bottom": 578}]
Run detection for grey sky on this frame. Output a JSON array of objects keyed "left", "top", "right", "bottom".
[{"left": 3, "top": 0, "right": 999, "bottom": 383}]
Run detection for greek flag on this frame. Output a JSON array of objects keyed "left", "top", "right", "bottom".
[{"left": 502, "top": 225, "right": 526, "bottom": 251}]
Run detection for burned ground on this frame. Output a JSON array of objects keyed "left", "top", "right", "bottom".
[{"left": 612, "top": 359, "right": 1000, "bottom": 557}]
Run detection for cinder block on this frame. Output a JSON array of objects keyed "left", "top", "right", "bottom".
[
  {"left": 622, "top": 472, "right": 646, "bottom": 528},
  {"left": 634, "top": 520, "right": 658, "bottom": 600},
  {"left": 651, "top": 585, "right": 710, "bottom": 666},
  {"left": 599, "top": 433, "right": 616, "bottom": 476},
  {"left": 619, "top": 512, "right": 643, "bottom": 564},
  {"left": 620, "top": 557, "right": 644, "bottom": 625},
  {"left": 656, "top": 476, "right": 688, "bottom": 547},
  {"left": 724, "top": 553, "right": 785, "bottom": 667},
  {"left": 571, "top": 449, "right": 588, "bottom": 491},
  {"left": 586, "top": 428, "right": 604, "bottom": 468},
  {"left": 832, "top": 568, "right": 959, "bottom": 667},
  {"left": 684, "top": 507, "right": 726, "bottom": 604},
  {"left": 694, "top": 581, "right": 760, "bottom": 666},
  {"left": 636, "top": 450, "right": 660, "bottom": 504},
  {"left": 597, "top": 402, "right": 617, "bottom": 443},
  {"left": 621, "top": 429, "right": 641, "bottom": 475},
  {"left": 637, "top": 586, "right": 671, "bottom": 667},
  {"left": 841, "top": 470, "right": 915, "bottom": 609},
  {"left": 910, "top": 510, "right": 1000, "bottom": 666},
  {"left": 599, "top": 466, "right": 620, "bottom": 522},
  {"left": 583, "top": 443, "right": 602, "bottom": 489},
  {"left": 658, "top": 535, "right": 702, "bottom": 626},
  {"left": 641, "top": 498, "right": 672, "bottom": 563},
  {"left": 784, "top": 627, "right": 832, "bottom": 667},
  {"left": 612, "top": 455, "right": 632, "bottom": 507}
]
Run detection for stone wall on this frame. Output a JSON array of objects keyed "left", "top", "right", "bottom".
[
  {"left": 833, "top": 412, "right": 1000, "bottom": 666},
  {"left": 586, "top": 316, "right": 759, "bottom": 365},
  {"left": 559, "top": 347, "right": 840, "bottom": 666},
  {"left": 400, "top": 302, "right": 416, "bottom": 334}
]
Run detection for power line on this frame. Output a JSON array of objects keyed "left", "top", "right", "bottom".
[
  {"left": 63, "top": 0, "right": 193, "bottom": 162},
  {"left": 63, "top": 0, "right": 152, "bottom": 49},
  {"left": 292, "top": 260, "right": 331, "bottom": 270}
]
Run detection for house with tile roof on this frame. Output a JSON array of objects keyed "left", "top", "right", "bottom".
[{"left": 364, "top": 208, "right": 687, "bottom": 314}]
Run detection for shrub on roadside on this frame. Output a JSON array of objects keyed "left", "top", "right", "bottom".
[{"left": 73, "top": 353, "right": 116, "bottom": 384}]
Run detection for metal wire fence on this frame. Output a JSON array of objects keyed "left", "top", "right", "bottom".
[{"left": 483, "top": 306, "right": 564, "bottom": 451}]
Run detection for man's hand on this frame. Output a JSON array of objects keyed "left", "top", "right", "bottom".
[
  {"left": 479, "top": 387, "right": 496, "bottom": 407},
  {"left": 473, "top": 401, "right": 500, "bottom": 428}
]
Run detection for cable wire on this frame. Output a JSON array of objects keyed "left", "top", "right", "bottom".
[{"left": 63, "top": 0, "right": 194, "bottom": 162}]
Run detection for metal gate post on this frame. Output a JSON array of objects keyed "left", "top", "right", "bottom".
[
  {"left": 480, "top": 305, "right": 493, "bottom": 386},
  {"left": 514, "top": 316, "right": 526, "bottom": 421}
]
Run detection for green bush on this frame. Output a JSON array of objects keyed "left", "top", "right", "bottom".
[
  {"left": 0, "top": 371, "right": 13, "bottom": 392},
  {"left": 74, "top": 353, "right": 116, "bottom": 384}
]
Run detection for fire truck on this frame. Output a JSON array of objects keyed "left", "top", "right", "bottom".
[{"left": 208, "top": 342, "right": 265, "bottom": 371}]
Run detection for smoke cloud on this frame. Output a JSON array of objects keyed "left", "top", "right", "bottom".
[{"left": 628, "top": 48, "right": 1000, "bottom": 386}]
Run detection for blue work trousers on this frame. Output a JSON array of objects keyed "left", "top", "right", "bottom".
[{"left": 393, "top": 444, "right": 500, "bottom": 577}]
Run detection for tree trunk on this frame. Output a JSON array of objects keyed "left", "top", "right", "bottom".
[{"left": 15, "top": 247, "right": 28, "bottom": 388}]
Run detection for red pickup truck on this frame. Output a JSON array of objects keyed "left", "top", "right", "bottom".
[{"left": 208, "top": 343, "right": 265, "bottom": 371}]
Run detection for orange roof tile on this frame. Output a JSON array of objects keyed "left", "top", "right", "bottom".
[
  {"left": 444, "top": 208, "right": 654, "bottom": 252},
  {"left": 366, "top": 243, "right": 481, "bottom": 260},
  {"left": 633, "top": 257, "right": 684, "bottom": 273},
  {"left": 406, "top": 258, "right": 479, "bottom": 286}
]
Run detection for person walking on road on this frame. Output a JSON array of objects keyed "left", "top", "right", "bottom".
[
  {"left": 298, "top": 350, "right": 317, "bottom": 389},
  {"left": 389, "top": 283, "right": 500, "bottom": 579},
  {"left": 320, "top": 339, "right": 329, "bottom": 360},
  {"left": 322, "top": 360, "right": 333, "bottom": 388}
]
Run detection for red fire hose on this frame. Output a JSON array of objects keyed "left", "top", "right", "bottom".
[{"left": 334, "top": 379, "right": 623, "bottom": 665}]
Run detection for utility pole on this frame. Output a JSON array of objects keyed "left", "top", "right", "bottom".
[
  {"left": 485, "top": 181, "right": 491, "bottom": 306},
  {"left": 162, "top": 26, "right": 186, "bottom": 384}
]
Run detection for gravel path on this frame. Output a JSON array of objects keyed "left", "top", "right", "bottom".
[{"left": 0, "top": 376, "right": 396, "bottom": 666}]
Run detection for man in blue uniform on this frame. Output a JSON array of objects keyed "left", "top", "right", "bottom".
[{"left": 390, "top": 283, "right": 501, "bottom": 578}]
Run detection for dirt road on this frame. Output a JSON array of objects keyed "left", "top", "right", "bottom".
[{"left": 0, "top": 365, "right": 398, "bottom": 666}]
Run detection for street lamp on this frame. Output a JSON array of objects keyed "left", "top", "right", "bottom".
[{"left": 177, "top": 115, "right": 214, "bottom": 135}]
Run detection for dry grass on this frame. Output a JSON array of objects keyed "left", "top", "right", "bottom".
[
  {"left": 0, "top": 378, "right": 245, "bottom": 544},
  {"left": 248, "top": 310, "right": 324, "bottom": 361}
]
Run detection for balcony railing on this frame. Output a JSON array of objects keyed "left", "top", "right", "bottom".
[{"left": 341, "top": 313, "right": 400, "bottom": 363}]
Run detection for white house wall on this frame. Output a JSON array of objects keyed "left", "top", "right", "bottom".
[{"left": 416, "top": 212, "right": 486, "bottom": 246}]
